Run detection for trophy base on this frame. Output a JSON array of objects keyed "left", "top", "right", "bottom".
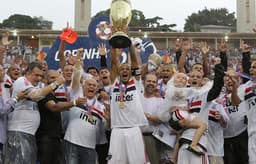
[{"left": 109, "top": 32, "right": 131, "bottom": 48}]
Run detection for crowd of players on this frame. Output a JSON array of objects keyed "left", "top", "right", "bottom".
[{"left": 0, "top": 31, "right": 255, "bottom": 164}]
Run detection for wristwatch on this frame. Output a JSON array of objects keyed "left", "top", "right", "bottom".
[{"left": 50, "top": 82, "right": 60, "bottom": 90}]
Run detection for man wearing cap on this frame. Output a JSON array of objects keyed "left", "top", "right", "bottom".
[{"left": 141, "top": 53, "right": 162, "bottom": 80}]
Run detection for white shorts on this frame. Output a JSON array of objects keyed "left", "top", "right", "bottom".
[
  {"left": 249, "top": 133, "right": 256, "bottom": 164},
  {"left": 108, "top": 127, "right": 146, "bottom": 164},
  {"left": 177, "top": 143, "right": 209, "bottom": 164},
  {"left": 171, "top": 110, "right": 195, "bottom": 122}
]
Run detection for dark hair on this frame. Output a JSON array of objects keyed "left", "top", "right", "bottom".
[
  {"left": 192, "top": 63, "right": 203, "bottom": 67},
  {"left": 25, "top": 61, "right": 43, "bottom": 73},
  {"left": 99, "top": 66, "right": 109, "bottom": 71},
  {"left": 86, "top": 66, "right": 99, "bottom": 73},
  {"left": 63, "top": 64, "right": 73, "bottom": 68}
]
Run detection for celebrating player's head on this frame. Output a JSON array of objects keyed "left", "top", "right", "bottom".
[
  {"left": 144, "top": 73, "right": 158, "bottom": 95},
  {"left": 188, "top": 70, "right": 203, "bottom": 87},
  {"left": 83, "top": 78, "right": 98, "bottom": 99},
  {"left": 192, "top": 63, "right": 203, "bottom": 75},
  {"left": 118, "top": 63, "right": 131, "bottom": 84}
]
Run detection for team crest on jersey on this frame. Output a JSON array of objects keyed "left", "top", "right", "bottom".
[
  {"left": 188, "top": 98, "right": 202, "bottom": 113},
  {"left": 79, "top": 112, "right": 97, "bottom": 125},
  {"left": 227, "top": 106, "right": 239, "bottom": 113}
]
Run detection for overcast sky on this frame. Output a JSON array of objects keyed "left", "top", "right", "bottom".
[{"left": 0, "top": 0, "right": 236, "bottom": 31}]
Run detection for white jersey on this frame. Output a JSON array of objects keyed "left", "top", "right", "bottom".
[
  {"left": 179, "top": 91, "right": 210, "bottom": 148},
  {"left": 207, "top": 102, "right": 229, "bottom": 157},
  {"left": 8, "top": 77, "right": 40, "bottom": 135},
  {"left": 159, "top": 86, "right": 210, "bottom": 148},
  {"left": 110, "top": 77, "right": 148, "bottom": 128},
  {"left": 140, "top": 95, "right": 163, "bottom": 133},
  {"left": 64, "top": 96, "right": 106, "bottom": 149},
  {"left": 54, "top": 83, "right": 71, "bottom": 131},
  {"left": 221, "top": 93, "right": 248, "bottom": 138},
  {"left": 54, "top": 83, "right": 71, "bottom": 102},
  {"left": 3, "top": 74, "right": 13, "bottom": 100},
  {"left": 237, "top": 80, "right": 256, "bottom": 137}
]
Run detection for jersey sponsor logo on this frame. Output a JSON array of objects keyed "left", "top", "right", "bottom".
[
  {"left": 79, "top": 112, "right": 97, "bottom": 125},
  {"left": 113, "top": 79, "right": 136, "bottom": 102},
  {"left": 248, "top": 97, "right": 256, "bottom": 109},
  {"left": 115, "top": 93, "right": 134, "bottom": 102},
  {"left": 227, "top": 106, "right": 239, "bottom": 113}
]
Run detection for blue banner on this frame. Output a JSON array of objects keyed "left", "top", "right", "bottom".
[{"left": 45, "top": 16, "right": 157, "bottom": 70}]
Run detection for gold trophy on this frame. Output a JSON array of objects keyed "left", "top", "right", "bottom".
[{"left": 109, "top": 0, "right": 132, "bottom": 48}]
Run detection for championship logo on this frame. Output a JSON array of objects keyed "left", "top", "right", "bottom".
[{"left": 95, "top": 21, "right": 112, "bottom": 40}]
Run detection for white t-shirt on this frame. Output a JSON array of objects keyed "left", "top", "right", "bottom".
[
  {"left": 64, "top": 96, "right": 106, "bottom": 149},
  {"left": 207, "top": 102, "right": 229, "bottom": 157},
  {"left": 2, "top": 74, "right": 13, "bottom": 100},
  {"left": 221, "top": 93, "right": 248, "bottom": 138},
  {"left": 140, "top": 95, "right": 163, "bottom": 133},
  {"left": 110, "top": 77, "right": 148, "bottom": 128},
  {"left": 54, "top": 83, "right": 72, "bottom": 131},
  {"left": 237, "top": 80, "right": 256, "bottom": 137},
  {"left": 8, "top": 77, "right": 40, "bottom": 135}
]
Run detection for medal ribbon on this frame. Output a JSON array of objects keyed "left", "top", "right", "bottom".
[
  {"left": 119, "top": 82, "right": 127, "bottom": 102},
  {"left": 86, "top": 98, "right": 96, "bottom": 115},
  {"left": 159, "top": 81, "right": 165, "bottom": 97}
]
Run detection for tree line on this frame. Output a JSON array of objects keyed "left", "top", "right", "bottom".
[{"left": 0, "top": 8, "right": 236, "bottom": 32}]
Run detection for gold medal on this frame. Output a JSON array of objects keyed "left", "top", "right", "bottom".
[
  {"left": 119, "top": 101, "right": 125, "bottom": 109},
  {"left": 88, "top": 114, "right": 94, "bottom": 123}
]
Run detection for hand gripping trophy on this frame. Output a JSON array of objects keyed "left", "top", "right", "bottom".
[{"left": 109, "top": 0, "right": 132, "bottom": 48}]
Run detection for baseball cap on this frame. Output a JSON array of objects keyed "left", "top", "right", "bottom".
[{"left": 148, "top": 53, "right": 162, "bottom": 67}]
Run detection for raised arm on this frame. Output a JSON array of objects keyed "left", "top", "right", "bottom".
[
  {"left": 230, "top": 75, "right": 241, "bottom": 106},
  {"left": 110, "top": 47, "right": 121, "bottom": 84},
  {"left": 200, "top": 42, "right": 210, "bottom": 77},
  {"left": 175, "top": 38, "right": 183, "bottom": 66},
  {"left": 0, "top": 46, "right": 4, "bottom": 66},
  {"left": 178, "top": 39, "right": 191, "bottom": 73},
  {"left": 207, "top": 64, "right": 225, "bottom": 102},
  {"left": 58, "top": 39, "right": 66, "bottom": 71},
  {"left": 129, "top": 44, "right": 141, "bottom": 81},
  {"left": 218, "top": 40, "right": 228, "bottom": 71},
  {"left": 240, "top": 40, "right": 251, "bottom": 83},
  {"left": 71, "top": 48, "right": 84, "bottom": 93},
  {"left": 98, "top": 43, "right": 108, "bottom": 68}
]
